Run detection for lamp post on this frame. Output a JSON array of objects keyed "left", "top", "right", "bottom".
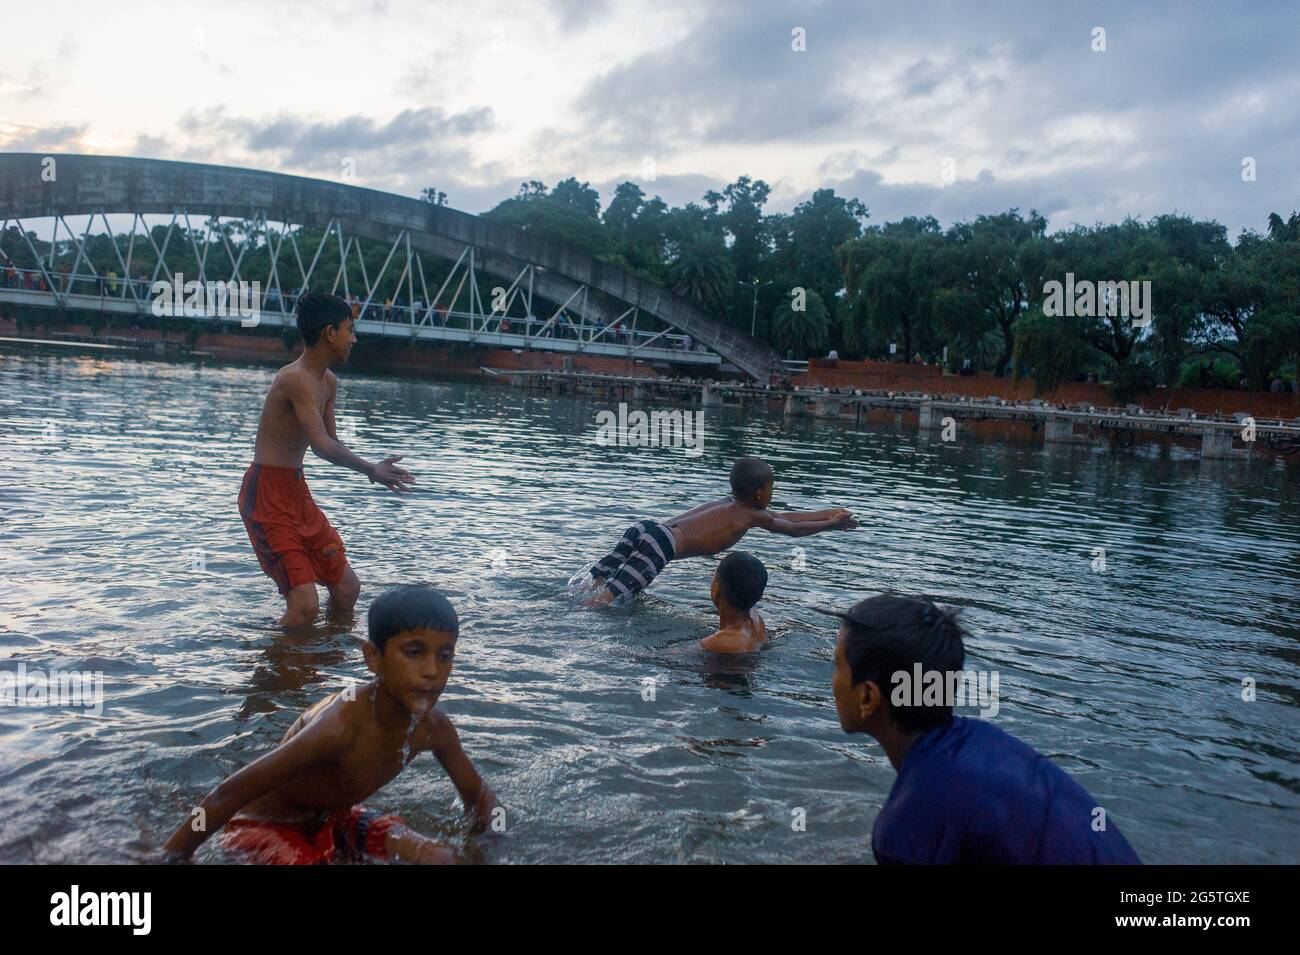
[{"left": 740, "top": 278, "right": 773, "bottom": 337}]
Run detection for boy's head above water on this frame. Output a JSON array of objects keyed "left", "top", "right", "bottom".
[
  {"left": 712, "top": 552, "right": 768, "bottom": 612},
  {"left": 729, "top": 457, "right": 774, "bottom": 507},
  {"left": 364, "top": 584, "right": 460, "bottom": 716},
  {"left": 296, "top": 289, "right": 356, "bottom": 360},
  {"left": 831, "top": 595, "right": 966, "bottom": 736}
]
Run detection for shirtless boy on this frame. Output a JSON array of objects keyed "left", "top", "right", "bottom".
[
  {"left": 699, "top": 552, "right": 769, "bottom": 653},
  {"left": 584, "top": 457, "right": 857, "bottom": 605},
  {"left": 162, "top": 584, "right": 498, "bottom": 864},
  {"left": 240, "top": 291, "right": 414, "bottom": 627}
]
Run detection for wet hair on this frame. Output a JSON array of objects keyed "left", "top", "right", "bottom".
[
  {"left": 367, "top": 584, "right": 459, "bottom": 652},
  {"left": 296, "top": 290, "right": 352, "bottom": 346},
  {"left": 729, "top": 457, "right": 774, "bottom": 502},
  {"left": 838, "top": 595, "right": 966, "bottom": 733},
  {"left": 716, "top": 552, "right": 767, "bottom": 611}
]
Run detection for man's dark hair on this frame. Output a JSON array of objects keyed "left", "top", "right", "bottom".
[
  {"left": 716, "top": 551, "right": 767, "bottom": 611},
  {"left": 367, "top": 584, "right": 459, "bottom": 652},
  {"left": 839, "top": 594, "right": 966, "bottom": 733},
  {"left": 296, "top": 290, "right": 352, "bottom": 346},
  {"left": 729, "top": 457, "right": 774, "bottom": 501}
]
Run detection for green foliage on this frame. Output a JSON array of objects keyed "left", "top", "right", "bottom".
[
  {"left": 668, "top": 231, "right": 735, "bottom": 311},
  {"left": 13, "top": 178, "right": 1297, "bottom": 394},
  {"left": 1111, "top": 359, "right": 1158, "bottom": 404},
  {"left": 1012, "top": 308, "right": 1088, "bottom": 395},
  {"left": 770, "top": 288, "right": 829, "bottom": 357}
]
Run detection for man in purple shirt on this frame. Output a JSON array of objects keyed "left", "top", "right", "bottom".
[{"left": 827, "top": 595, "right": 1141, "bottom": 865}]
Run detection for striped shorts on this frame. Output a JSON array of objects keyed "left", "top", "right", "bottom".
[{"left": 591, "top": 519, "right": 677, "bottom": 598}]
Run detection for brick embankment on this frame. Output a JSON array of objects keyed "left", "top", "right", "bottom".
[{"left": 793, "top": 358, "right": 1300, "bottom": 420}]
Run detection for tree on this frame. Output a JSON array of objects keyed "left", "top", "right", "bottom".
[
  {"left": 770, "top": 288, "right": 829, "bottom": 357},
  {"left": 668, "top": 230, "right": 734, "bottom": 312},
  {"left": 770, "top": 188, "right": 867, "bottom": 351},
  {"left": 1012, "top": 307, "right": 1090, "bottom": 394},
  {"left": 549, "top": 177, "right": 601, "bottom": 219},
  {"left": 420, "top": 187, "right": 448, "bottom": 206},
  {"left": 948, "top": 209, "right": 1048, "bottom": 376},
  {"left": 838, "top": 217, "right": 946, "bottom": 361},
  {"left": 482, "top": 180, "right": 610, "bottom": 256}
]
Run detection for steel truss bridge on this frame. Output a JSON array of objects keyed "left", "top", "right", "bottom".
[{"left": 0, "top": 154, "right": 777, "bottom": 379}]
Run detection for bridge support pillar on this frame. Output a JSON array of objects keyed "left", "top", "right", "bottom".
[
  {"left": 1044, "top": 416, "right": 1075, "bottom": 444},
  {"left": 918, "top": 401, "right": 936, "bottom": 430},
  {"left": 701, "top": 385, "right": 719, "bottom": 408},
  {"left": 633, "top": 383, "right": 648, "bottom": 401},
  {"left": 814, "top": 396, "right": 840, "bottom": 419},
  {"left": 1201, "top": 429, "right": 1235, "bottom": 459}
]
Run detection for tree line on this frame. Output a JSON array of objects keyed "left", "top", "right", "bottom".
[
  {"left": 3, "top": 175, "right": 1296, "bottom": 394},
  {"left": 479, "top": 177, "right": 1299, "bottom": 394}
]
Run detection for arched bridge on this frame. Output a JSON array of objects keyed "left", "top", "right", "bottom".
[{"left": 0, "top": 153, "right": 777, "bottom": 380}]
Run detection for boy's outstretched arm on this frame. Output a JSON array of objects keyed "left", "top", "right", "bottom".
[
  {"left": 287, "top": 374, "right": 415, "bottom": 493},
  {"left": 775, "top": 507, "right": 848, "bottom": 523},
  {"left": 427, "top": 713, "right": 499, "bottom": 833},
  {"left": 754, "top": 508, "right": 859, "bottom": 537},
  {"left": 161, "top": 715, "right": 348, "bottom": 860}
]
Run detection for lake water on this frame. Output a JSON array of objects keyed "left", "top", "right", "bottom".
[{"left": 0, "top": 346, "right": 1296, "bottom": 864}]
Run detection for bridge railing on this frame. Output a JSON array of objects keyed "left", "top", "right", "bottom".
[{"left": 0, "top": 266, "right": 710, "bottom": 353}]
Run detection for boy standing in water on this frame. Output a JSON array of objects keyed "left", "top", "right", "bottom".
[
  {"left": 700, "top": 552, "right": 769, "bottom": 653},
  {"left": 163, "top": 585, "right": 498, "bottom": 865},
  {"left": 584, "top": 457, "right": 857, "bottom": 606},
  {"left": 827, "top": 594, "right": 1141, "bottom": 864},
  {"left": 240, "top": 291, "right": 415, "bottom": 628}
]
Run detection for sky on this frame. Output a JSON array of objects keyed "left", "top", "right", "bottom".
[{"left": 1, "top": 0, "right": 1296, "bottom": 237}]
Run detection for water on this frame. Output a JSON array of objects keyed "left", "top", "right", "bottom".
[{"left": 0, "top": 347, "right": 1296, "bottom": 864}]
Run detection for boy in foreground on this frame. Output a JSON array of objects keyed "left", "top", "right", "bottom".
[
  {"left": 241, "top": 290, "right": 415, "bottom": 628},
  {"left": 828, "top": 594, "right": 1141, "bottom": 864},
  {"left": 163, "top": 585, "right": 498, "bottom": 864},
  {"left": 700, "top": 552, "right": 769, "bottom": 653},
  {"left": 584, "top": 457, "right": 856, "bottom": 606}
]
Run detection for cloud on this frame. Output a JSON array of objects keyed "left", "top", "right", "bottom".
[
  {"left": 0, "top": 122, "right": 89, "bottom": 152},
  {"left": 1, "top": 0, "right": 1296, "bottom": 236}
]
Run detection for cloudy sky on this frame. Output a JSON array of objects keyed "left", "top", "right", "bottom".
[{"left": 1, "top": 0, "right": 1295, "bottom": 236}]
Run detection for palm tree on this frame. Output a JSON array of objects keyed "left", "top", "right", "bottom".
[
  {"left": 668, "top": 231, "right": 734, "bottom": 311},
  {"left": 770, "top": 289, "right": 829, "bottom": 356}
]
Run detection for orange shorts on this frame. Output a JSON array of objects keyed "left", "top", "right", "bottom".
[
  {"left": 222, "top": 807, "right": 406, "bottom": 865},
  {"left": 238, "top": 464, "right": 347, "bottom": 595}
]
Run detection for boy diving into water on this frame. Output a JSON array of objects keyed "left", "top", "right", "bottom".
[
  {"left": 584, "top": 457, "right": 858, "bottom": 606},
  {"left": 240, "top": 291, "right": 415, "bottom": 628},
  {"left": 163, "top": 585, "right": 498, "bottom": 864}
]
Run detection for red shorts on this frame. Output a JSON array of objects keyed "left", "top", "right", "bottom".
[
  {"left": 221, "top": 807, "right": 406, "bottom": 865},
  {"left": 239, "top": 463, "right": 347, "bottom": 595}
]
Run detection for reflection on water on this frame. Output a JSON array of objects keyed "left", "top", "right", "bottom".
[{"left": 0, "top": 347, "right": 1297, "bottom": 864}]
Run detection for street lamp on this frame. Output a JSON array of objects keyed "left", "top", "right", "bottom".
[{"left": 739, "top": 278, "right": 774, "bottom": 337}]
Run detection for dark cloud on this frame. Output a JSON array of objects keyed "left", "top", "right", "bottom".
[
  {"left": 1, "top": 123, "right": 86, "bottom": 152},
  {"left": 4, "top": 0, "right": 1295, "bottom": 237},
  {"left": 563, "top": 0, "right": 1300, "bottom": 235}
]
